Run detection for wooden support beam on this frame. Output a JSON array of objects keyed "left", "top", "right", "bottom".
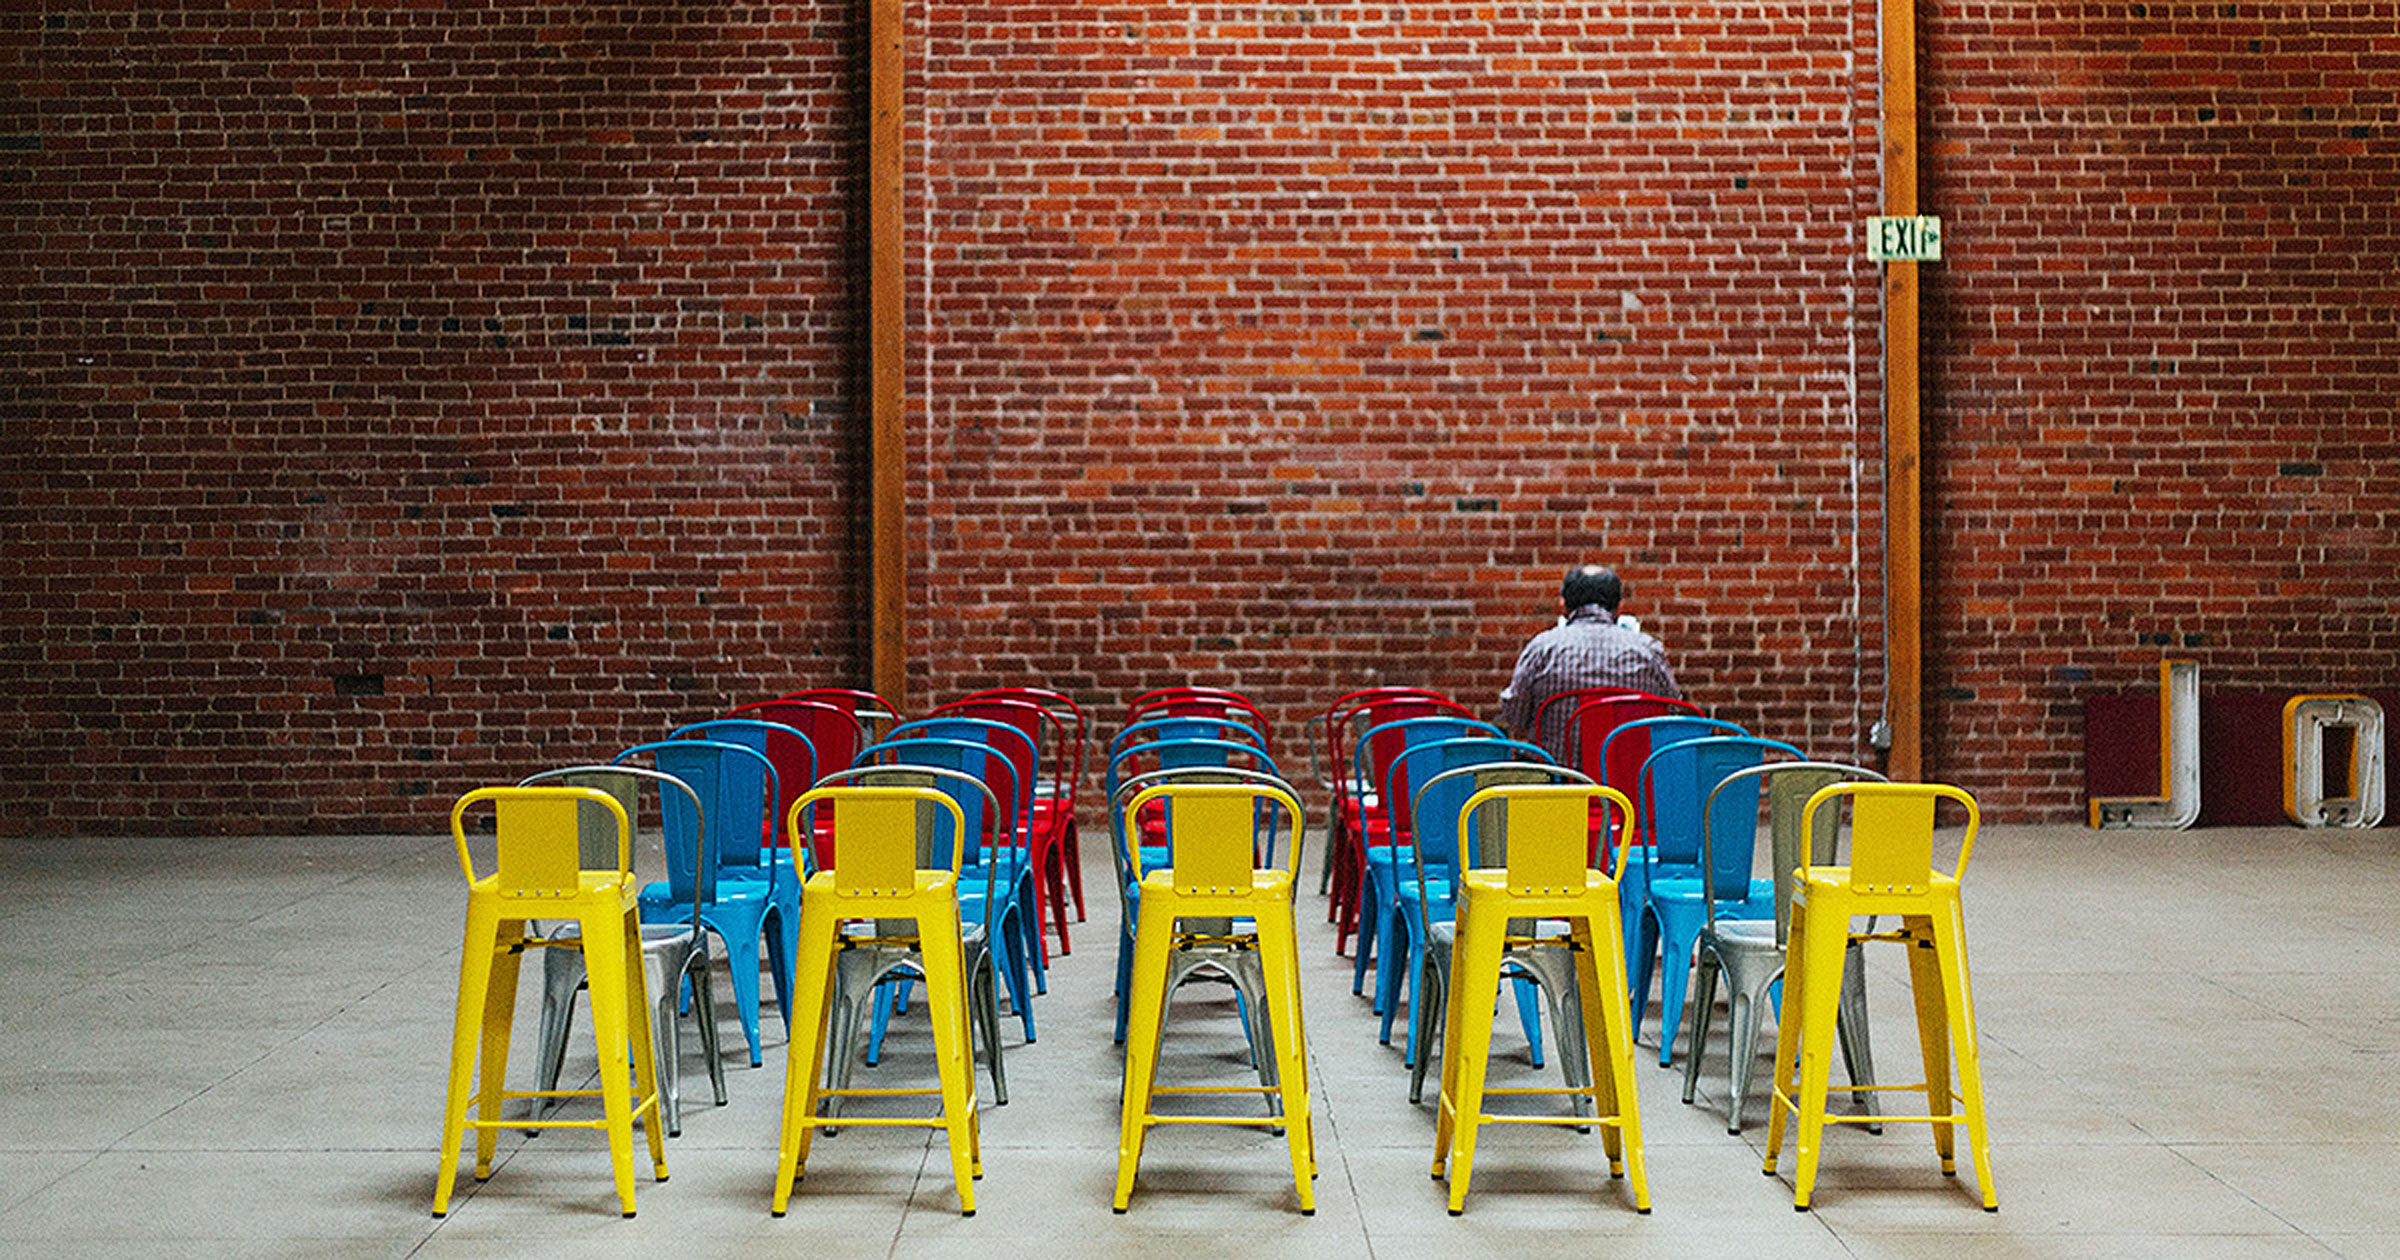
[
  {"left": 1882, "top": 0, "right": 1923, "bottom": 782},
  {"left": 868, "top": 0, "right": 906, "bottom": 711}
]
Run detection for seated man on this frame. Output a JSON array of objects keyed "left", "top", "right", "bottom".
[{"left": 1497, "top": 563, "right": 1681, "bottom": 759}]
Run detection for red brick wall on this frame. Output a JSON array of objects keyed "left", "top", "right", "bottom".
[
  {"left": 911, "top": 0, "right": 1893, "bottom": 770},
  {"left": 1920, "top": 0, "right": 2400, "bottom": 812},
  {"left": 2, "top": 4, "right": 870, "bottom": 835},
  {"left": 4, "top": 1, "right": 2392, "bottom": 835}
]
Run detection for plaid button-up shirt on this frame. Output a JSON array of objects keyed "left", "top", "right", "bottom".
[{"left": 1496, "top": 604, "right": 1682, "bottom": 758}]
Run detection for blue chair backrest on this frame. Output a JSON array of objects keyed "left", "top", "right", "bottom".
[
  {"left": 855, "top": 736, "right": 1022, "bottom": 866},
  {"left": 1385, "top": 736, "right": 1553, "bottom": 885},
  {"left": 1598, "top": 715, "right": 1746, "bottom": 796},
  {"left": 613, "top": 738, "right": 781, "bottom": 903},
  {"left": 1637, "top": 735, "right": 1806, "bottom": 877},
  {"left": 1109, "top": 714, "right": 1266, "bottom": 761},
  {"left": 1105, "top": 737, "right": 1280, "bottom": 874},
  {"left": 671, "top": 718, "right": 817, "bottom": 850},
  {"left": 1353, "top": 716, "right": 1505, "bottom": 824},
  {"left": 889, "top": 716, "right": 1039, "bottom": 838}
]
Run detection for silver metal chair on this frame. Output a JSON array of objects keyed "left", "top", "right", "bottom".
[
  {"left": 1406, "top": 762, "right": 1616, "bottom": 1109},
  {"left": 521, "top": 764, "right": 727, "bottom": 1137},
  {"left": 1110, "top": 764, "right": 1298, "bottom": 1115},
  {"left": 1681, "top": 760, "right": 1886, "bottom": 1132},
  {"left": 806, "top": 764, "right": 1009, "bottom": 1111}
]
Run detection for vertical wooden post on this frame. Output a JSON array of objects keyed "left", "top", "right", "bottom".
[
  {"left": 869, "top": 0, "right": 907, "bottom": 710},
  {"left": 1882, "top": 0, "right": 1923, "bottom": 782}
]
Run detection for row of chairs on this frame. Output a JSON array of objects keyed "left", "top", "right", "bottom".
[
  {"left": 434, "top": 684, "right": 1094, "bottom": 1218},
  {"left": 1305, "top": 683, "right": 1998, "bottom": 1212}
]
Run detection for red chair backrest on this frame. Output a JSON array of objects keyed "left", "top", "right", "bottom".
[
  {"left": 934, "top": 696, "right": 1069, "bottom": 808},
  {"left": 777, "top": 688, "right": 904, "bottom": 743},
  {"left": 957, "top": 686, "right": 1087, "bottom": 802},
  {"left": 1569, "top": 693, "right": 1707, "bottom": 789}
]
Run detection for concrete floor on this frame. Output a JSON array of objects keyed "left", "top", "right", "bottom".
[{"left": 5, "top": 820, "right": 2396, "bottom": 1258}]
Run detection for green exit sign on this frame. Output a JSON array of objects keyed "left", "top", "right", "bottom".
[{"left": 1866, "top": 215, "right": 1944, "bottom": 262}]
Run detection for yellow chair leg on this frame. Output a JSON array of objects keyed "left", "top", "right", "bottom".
[
  {"left": 772, "top": 901, "right": 844, "bottom": 1216},
  {"left": 581, "top": 907, "right": 642, "bottom": 1217},
  {"left": 1761, "top": 898, "right": 1804, "bottom": 1179},
  {"left": 1113, "top": 900, "right": 1177, "bottom": 1212},
  {"left": 915, "top": 898, "right": 980, "bottom": 1216},
  {"left": 1576, "top": 915, "right": 1649, "bottom": 1210},
  {"left": 1789, "top": 890, "right": 1851, "bottom": 1210},
  {"left": 618, "top": 906, "right": 668, "bottom": 1182},
  {"left": 433, "top": 902, "right": 500, "bottom": 1217},
  {"left": 1439, "top": 899, "right": 1505, "bottom": 1215},
  {"left": 474, "top": 922, "right": 527, "bottom": 1183},
  {"left": 1255, "top": 899, "right": 1316, "bottom": 1213},
  {"left": 1932, "top": 902, "right": 1998, "bottom": 1210}
]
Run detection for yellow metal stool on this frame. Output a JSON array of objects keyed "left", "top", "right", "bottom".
[
  {"left": 772, "top": 781, "right": 984, "bottom": 1217},
  {"left": 1114, "top": 779, "right": 1316, "bottom": 1214},
  {"left": 1432, "top": 783, "right": 1650, "bottom": 1216},
  {"left": 435, "top": 786, "right": 666, "bottom": 1218},
  {"left": 1764, "top": 781, "right": 1996, "bottom": 1211}
]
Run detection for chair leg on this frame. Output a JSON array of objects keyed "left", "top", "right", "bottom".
[
  {"left": 1573, "top": 914, "right": 1648, "bottom": 1210},
  {"left": 579, "top": 910, "right": 647, "bottom": 1217},
  {"left": 1113, "top": 900, "right": 1177, "bottom": 1212},
  {"left": 971, "top": 947, "right": 1009, "bottom": 1106},
  {"left": 772, "top": 902, "right": 844, "bottom": 1216},
  {"left": 1787, "top": 897, "right": 1852, "bottom": 1210},
  {"left": 1836, "top": 942, "right": 1880, "bottom": 1134},
  {"left": 913, "top": 899, "right": 981, "bottom": 1217},
  {"left": 1514, "top": 974, "right": 1548, "bottom": 1069},
  {"left": 1255, "top": 899, "right": 1317, "bottom": 1215},
  {"left": 434, "top": 902, "right": 501, "bottom": 1217},
  {"left": 1930, "top": 901, "right": 1998, "bottom": 1210},
  {"left": 1064, "top": 819, "right": 1087, "bottom": 921},
  {"left": 712, "top": 922, "right": 767, "bottom": 1067},
  {"left": 1654, "top": 912, "right": 1703, "bottom": 1067},
  {"left": 645, "top": 951, "right": 683, "bottom": 1137},
  {"left": 687, "top": 954, "right": 729, "bottom": 1106},
  {"left": 1903, "top": 917, "right": 1957, "bottom": 1177},
  {"left": 1408, "top": 950, "right": 1446, "bottom": 1105},
  {"left": 1435, "top": 900, "right": 1504, "bottom": 1215},
  {"left": 532, "top": 945, "right": 585, "bottom": 1126},
  {"left": 473, "top": 924, "right": 525, "bottom": 1180},
  {"left": 1680, "top": 946, "right": 1719, "bottom": 1107}
]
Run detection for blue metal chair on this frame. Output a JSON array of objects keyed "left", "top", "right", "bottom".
[
  {"left": 1350, "top": 715, "right": 1506, "bottom": 1005},
  {"left": 614, "top": 738, "right": 796, "bottom": 1067},
  {"left": 853, "top": 734, "right": 1039, "bottom": 1045},
  {"left": 1632, "top": 734, "right": 1804, "bottom": 1065},
  {"left": 1598, "top": 715, "right": 1747, "bottom": 1011},
  {"left": 1375, "top": 736, "right": 1555, "bottom": 1059},
  {"left": 887, "top": 716, "right": 1047, "bottom": 997},
  {"left": 676, "top": 717, "right": 820, "bottom": 864}
]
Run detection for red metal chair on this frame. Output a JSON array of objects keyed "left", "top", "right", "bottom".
[
  {"left": 935, "top": 693, "right": 1080, "bottom": 958},
  {"left": 777, "top": 687, "right": 904, "bottom": 745},
  {"left": 1125, "top": 688, "right": 1273, "bottom": 758},
  {"left": 1530, "top": 686, "right": 1642, "bottom": 758},
  {"left": 725, "top": 697, "right": 866, "bottom": 867},
  {"left": 1564, "top": 692, "right": 1706, "bottom": 868},
  {"left": 957, "top": 686, "right": 1092, "bottom": 932},
  {"left": 1324, "top": 689, "right": 1473, "bottom": 954}
]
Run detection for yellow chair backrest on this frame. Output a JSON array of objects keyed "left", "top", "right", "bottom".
[
  {"left": 1459, "top": 783, "right": 1634, "bottom": 896},
  {"left": 794, "top": 784, "right": 968, "bottom": 897},
  {"left": 450, "top": 786, "right": 630, "bottom": 898},
  {"left": 1798, "top": 781, "right": 1980, "bottom": 894},
  {"left": 1125, "top": 781, "right": 1303, "bottom": 897}
]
